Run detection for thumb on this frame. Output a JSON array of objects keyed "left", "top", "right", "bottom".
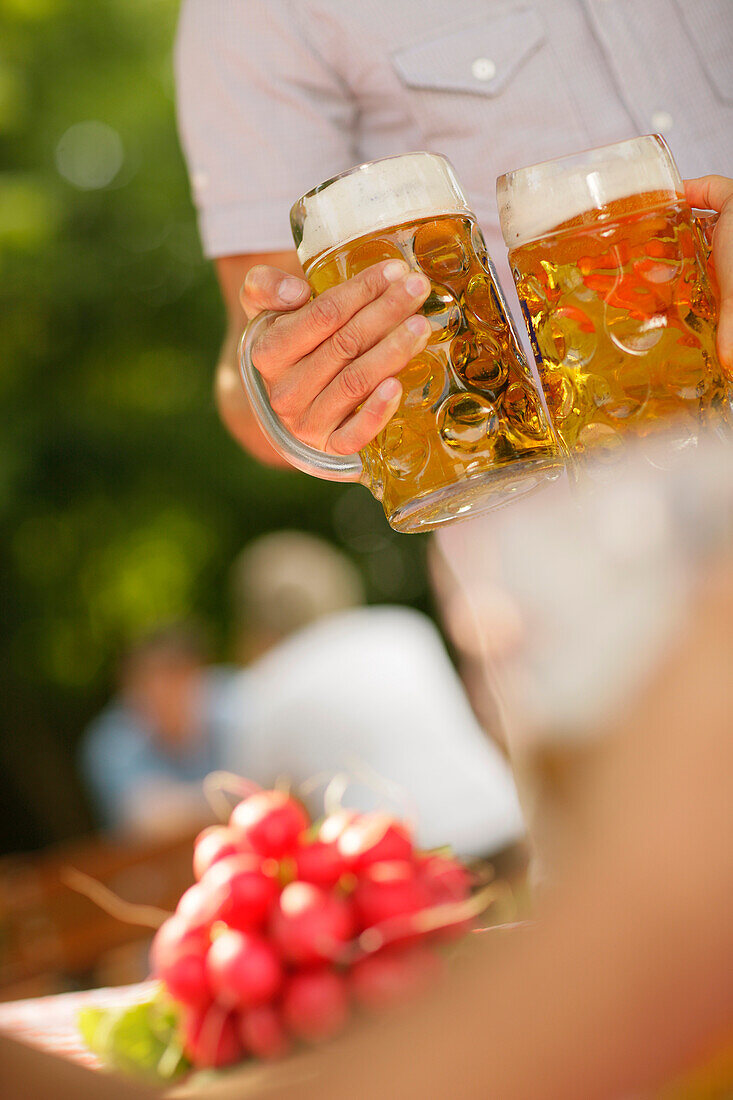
[
  {"left": 240, "top": 264, "right": 310, "bottom": 321},
  {"left": 684, "top": 175, "right": 733, "bottom": 372}
]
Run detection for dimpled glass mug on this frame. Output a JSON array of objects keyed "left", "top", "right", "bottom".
[
  {"left": 497, "top": 135, "right": 732, "bottom": 473},
  {"left": 240, "top": 153, "right": 561, "bottom": 533}
]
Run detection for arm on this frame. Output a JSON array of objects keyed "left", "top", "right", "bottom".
[
  {"left": 81, "top": 713, "right": 210, "bottom": 839},
  {"left": 177, "top": 3, "right": 410, "bottom": 467},
  {"left": 118, "top": 778, "right": 210, "bottom": 841},
  {"left": 215, "top": 252, "right": 302, "bottom": 466}
]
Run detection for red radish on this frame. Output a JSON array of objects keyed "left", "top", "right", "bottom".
[
  {"left": 419, "top": 855, "right": 472, "bottom": 905},
  {"left": 318, "top": 809, "right": 358, "bottom": 846},
  {"left": 294, "top": 839, "right": 348, "bottom": 888},
  {"left": 337, "top": 813, "right": 413, "bottom": 870},
  {"left": 238, "top": 1004, "right": 290, "bottom": 1060},
  {"left": 206, "top": 929, "right": 283, "bottom": 1010},
  {"left": 182, "top": 1003, "right": 243, "bottom": 1068},
  {"left": 350, "top": 944, "right": 440, "bottom": 1011},
  {"left": 353, "top": 861, "right": 432, "bottom": 931},
  {"left": 418, "top": 855, "right": 475, "bottom": 940},
  {"left": 150, "top": 915, "right": 210, "bottom": 1007},
  {"left": 193, "top": 826, "right": 244, "bottom": 880},
  {"left": 282, "top": 969, "right": 349, "bottom": 1042},
  {"left": 157, "top": 951, "right": 210, "bottom": 1008},
  {"left": 230, "top": 790, "right": 309, "bottom": 858},
  {"left": 202, "top": 854, "right": 279, "bottom": 931},
  {"left": 150, "top": 914, "right": 208, "bottom": 972},
  {"left": 270, "top": 882, "right": 354, "bottom": 965},
  {"left": 176, "top": 881, "right": 227, "bottom": 932}
]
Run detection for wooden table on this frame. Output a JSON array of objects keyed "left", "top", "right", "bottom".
[
  {"left": 0, "top": 983, "right": 161, "bottom": 1098},
  {"left": 0, "top": 831, "right": 198, "bottom": 1000}
]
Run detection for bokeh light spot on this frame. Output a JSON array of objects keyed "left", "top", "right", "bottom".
[{"left": 55, "top": 120, "right": 124, "bottom": 190}]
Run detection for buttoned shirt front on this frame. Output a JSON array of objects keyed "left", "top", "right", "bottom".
[{"left": 175, "top": 0, "right": 733, "bottom": 274}]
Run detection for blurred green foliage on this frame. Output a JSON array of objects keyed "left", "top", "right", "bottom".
[{"left": 0, "top": 0, "right": 428, "bottom": 853}]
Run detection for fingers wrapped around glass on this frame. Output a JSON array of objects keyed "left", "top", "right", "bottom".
[{"left": 241, "top": 153, "right": 561, "bottom": 533}]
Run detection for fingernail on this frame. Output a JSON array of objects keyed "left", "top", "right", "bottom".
[
  {"left": 376, "top": 377, "right": 401, "bottom": 402},
  {"left": 406, "top": 314, "right": 430, "bottom": 337},
  {"left": 279, "top": 277, "right": 308, "bottom": 303},
  {"left": 383, "top": 260, "right": 409, "bottom": 282},
  {"left": 405, "top": 272, "right": 429, "bottom": 297}
]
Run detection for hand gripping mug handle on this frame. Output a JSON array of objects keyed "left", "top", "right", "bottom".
[{"left": 239, "top": 310, "right": 364, "bottom": 482}]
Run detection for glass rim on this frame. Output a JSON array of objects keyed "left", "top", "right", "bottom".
[
  {"left": 495, "top": 133, "right": 676, "bottom": 189},
  {"left": 290, "top": 150, "right": 472, "bottom": 266},
  {"left": 292, "top": 150, "right": 455, "bottom": 212},
  {"left": 496, "top": 134, "right": 687, "bottom": 249}
]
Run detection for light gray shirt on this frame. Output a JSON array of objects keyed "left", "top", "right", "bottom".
[
  {"left": 216, "top": 606, "right": 526, "bottom": 859},
  {"left": 175, "top": 0, "right": 733, "bottom": 270}
]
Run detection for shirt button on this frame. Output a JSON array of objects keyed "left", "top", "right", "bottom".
[
  {"left": 651, "top": 110, "right": 673, "bottom": 132},
  {"left": 471, "top": 57, "right": 496, "bottom": 82}
]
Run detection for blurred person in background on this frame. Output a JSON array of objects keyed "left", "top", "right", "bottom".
[
  {"left": 221, "top": 530, "right": 526, "bottom": 860},
  {"left": 80, "top": 624, "right": 229, "bottom": 838},
  {"left": 230, "top": 529, "right": 366, "bottom": 663},
  {"left": 81, "top": 533, "right": 525, "bottom": 859}
]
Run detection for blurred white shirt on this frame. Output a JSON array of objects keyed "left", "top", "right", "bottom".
[{"left": 215, "top": 606, "right": 525, "bottom": 858}]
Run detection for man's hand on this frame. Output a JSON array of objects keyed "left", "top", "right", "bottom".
[
  {"left": 685, "top": 175, "right": 733, "bottom": 371},
  {"left": 214, "top": 252, "right": 431, "bottom": 467},
  {"left": 240, "top": 260, "right": 431, "bottom": 461}
]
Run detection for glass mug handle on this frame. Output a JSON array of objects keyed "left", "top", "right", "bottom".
[
  {"left": 693, "top": 207, "right": 719, "bottom": 262},
  {"left": 239, "top": 310, "right": 365, "bottom": 483}
]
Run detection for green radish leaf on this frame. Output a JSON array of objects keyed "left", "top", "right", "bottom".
[
  {"left": 78, "top": 1006, "right": 108, "bottom": 1052},
  {"left": 78, "top": 992, "right": 190, "bottom": 1083}
]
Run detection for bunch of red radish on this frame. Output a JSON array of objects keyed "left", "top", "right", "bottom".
[{"left": 150, "top": 787, "right": 475, "bottom": 1069}]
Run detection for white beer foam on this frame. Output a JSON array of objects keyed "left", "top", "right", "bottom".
[
  {"left": 497, "top": 136, "right": 683, "bottom": 249},
  {"left": 293, "top": 152, "right": 471, "bottom": 267}
]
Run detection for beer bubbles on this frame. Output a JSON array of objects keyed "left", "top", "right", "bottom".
[
  {"left": 227, "top": 152, "right": 565, "bottom": 533},
  {"left": 306, "top": 214, "right": 559, "bottom": 530},
  {"left": 498, "top": 136, "right": 733, "bottom": 489}
]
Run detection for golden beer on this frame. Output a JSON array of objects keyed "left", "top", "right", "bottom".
[
  {"left": 498, "top": 136, "right": 732, "bottom": 468},
  {"left": 304, "top": 211, "right": 558, "bottom": 529},
  {"left": 242, "top": 153, "right": 560, "bottom": 533}
]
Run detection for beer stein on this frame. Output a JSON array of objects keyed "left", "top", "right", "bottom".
[
  {"left": 241, "top": 153, "right": 560, "bottom": 533},
  {"left": 497, "top": 135, "right": 732, "bottom": 472}
]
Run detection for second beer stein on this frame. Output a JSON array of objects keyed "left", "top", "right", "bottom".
[
  {"left": 497, "top": 135, "right": 732, "bottom": 471},
  {"left": 241, "top": 153, "right": 560, "bottom": 533}
]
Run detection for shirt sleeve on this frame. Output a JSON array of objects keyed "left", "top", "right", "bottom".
[{"left": 174, "top": 0, "right": 357, "bottom": 258}]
